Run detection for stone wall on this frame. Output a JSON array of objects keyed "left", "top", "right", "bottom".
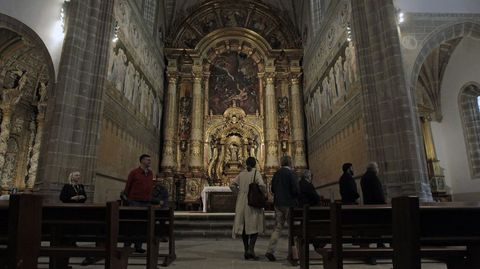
[
  {"left": 94, "top": 0, "right": 165, "bottom": 203},
  {"left": 302, "top": 0, "right": 367, "bottom": 187}
]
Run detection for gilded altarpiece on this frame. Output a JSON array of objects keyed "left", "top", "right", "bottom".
[{"left": 160, "top": 0, "right": 306, "bottom": 205}]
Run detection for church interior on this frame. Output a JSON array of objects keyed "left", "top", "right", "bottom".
[{"left": 1, "top": 0, "right": 480, "bottom": 268}]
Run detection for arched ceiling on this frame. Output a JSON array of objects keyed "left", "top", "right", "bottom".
[
  {"left": 164, "top": 0, "right": 303, "bottom": 49},
  {"left": 165, "top": 0, "right": 305, "bottom": 46}
]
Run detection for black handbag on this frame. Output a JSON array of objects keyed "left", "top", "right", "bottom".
[{"left": 248, "top": 170, "right": 267, "bottom": 208}]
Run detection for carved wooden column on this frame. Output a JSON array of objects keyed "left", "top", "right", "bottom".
[
  {"left": 26, "top": 103, "right": 47, "bottom": 189},
  {"left": 189, "top": 65, "right": 204, "bottom": 171},
  {"left": 290, "top": 74, "right": 307, "bottom": 169},
  {"left": 264, "top": 71, "right": 279, "bottom": 170},
  {"left": 258, "top": 72, "right": 264, "bottom": 116},
  {"left": 161, "top": 70, "right": 179, "bottom": 172}
]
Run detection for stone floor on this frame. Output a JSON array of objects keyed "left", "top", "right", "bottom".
[{"left": 38, "top": 238, "right": 447, "bottom": 269}]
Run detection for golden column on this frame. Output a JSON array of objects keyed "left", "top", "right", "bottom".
[
  {"left": 189, "top": 65, "right": 204, "bottom": 171},
  {"left": 264, "top": 71, "right": 279, "bottom": 170},
  {"left": 161, "top": 70, "right": 179, "bottom": 172},
  {"left": 290, "top": 74, "right": 307, "bottom": 169}
]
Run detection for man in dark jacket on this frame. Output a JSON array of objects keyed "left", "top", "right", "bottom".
[
  {"left": 339, "top": 163, "right": 360, "bottom": 204},
  {"left": 360, "top": 162, "right": 386, "bottom": 204},
  {"left": 265, "top": 156, "right": 299, "bottom": 262}
]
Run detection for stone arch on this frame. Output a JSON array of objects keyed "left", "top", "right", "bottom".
[
  {"left": 0, "top": 13, "right": 56, "bottom": 192},
  {"left": 410, "top": 21, "right": 480, "bottom": 97},
  {"left": 0, "top": 13, "right": 55, "bottom": 84},
  {"left": 458, "top": 82, "right": 480, "bottom": 178}
]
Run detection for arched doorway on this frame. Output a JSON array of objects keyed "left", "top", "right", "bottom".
[{"left": 0, "top": 14, "right": 55, "bottom": 193}]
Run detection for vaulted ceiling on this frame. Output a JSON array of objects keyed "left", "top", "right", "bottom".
[{"left": 163, "top": 0, "right": 305, "bottom": 34}]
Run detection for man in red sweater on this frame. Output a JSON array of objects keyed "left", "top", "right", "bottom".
[{"left": 124, "top": 154, "right": 154, "bottom": 253}]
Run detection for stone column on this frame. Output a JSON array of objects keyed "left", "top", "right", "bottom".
[
  {"left": 264, "top": 72, "right": 279, "bottom": 170},
  {"left": 290, "top": 75, "right": 307, "bottom": 169},
  {"left": 38, "top": 0, "right": 115, "bottom": 201},
  {"left": 161, "top": 72, "right": 179, "bottom": 172},
  {"left": 351, "top": 0, "right": 432, "bottom": 200},
  {"left": 0, "top": 107, "right": 13, "bottom": 192},
  {"left": 189, "top": 67, "right": 204, "bottom": 171},
  {"left": 26, "top": 104, "right": 47, "bottom": 189}
]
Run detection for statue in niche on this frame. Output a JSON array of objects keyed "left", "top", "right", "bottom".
[
  {"left": 183, "top": 30, "right": 199, "bottom": 49},
  {"left": 329, "top": 68, "right": 338, "bottom": 102},
  {"left": 2, "top": 70, "right": 27, "bottom": 105},
  {"left": 334, "top": 56, "right": 345, "bottom": 99},
  {"left": 227, "top": 143, "right": 240, "bottom": 162},
  {"left": 179, "top": 117, "right": 191, "bottom": 140},
  {"left": 345, "top": 42, "right": 358, "bottom": 84},
  {"left": 124, "top": 62, "right": 136, "bottom": 97},
  {"left": 140, "top": 80, "right": 149, "bottom": 115},
  {"left": 277, "top": 96, "right": 289, "bottom": 118},
  {"left": 179, "top": 96, "right": 192, "bottom": 116},
  {"left": 109, "top": 48, "right": 128, "bottom": 91},
  {"left": 37, "top": 81, "right": 48, "bottom": 103},
  {"left": 223, "top": 11, "right": 241, "bottom": 27},
  {"left": 200, "top": 13, "right": 217, "bottom": 34},
  {"left": 321, "top": 77, "right": 330, "bottom": 111},
  {"left": 132, "top": 71, "right": 141, "bottom": 106}
]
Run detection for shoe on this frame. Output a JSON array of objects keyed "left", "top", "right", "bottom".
[
  {"left": 290, "top": 259, "right": 299, "bottom": 266},
  {"left": 265, "top": 252, "right": 276, "bottom": 261},
  {"left": 135, "top": 248, "right": 146, "bottom": 254},
  {"left": 244, "top": 253, "right": 250, "bottom": 260},
  {"left": 365, "top": 257, "right": 377, "bottom": 265}
]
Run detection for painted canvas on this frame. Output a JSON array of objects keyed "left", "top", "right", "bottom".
[{"left": 208, "top": 52, "right": 259, "bottom": 115}]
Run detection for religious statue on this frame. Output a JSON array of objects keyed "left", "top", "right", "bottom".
[
  {"left": 1, "top": 70, "right": 28, "bottom": 106},
  {"left": 37, "top": 81, "right": 48, "bottom": 103},
  {"left": 334, "top": 56, "right": 345, "bottom": 99},
  {"left": 228, "top": 144, "right": 240, "bottom": 162}
]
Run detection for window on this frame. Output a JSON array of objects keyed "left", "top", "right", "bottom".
[
  {"left": 310, "top": 0, "right": 323, "bottom": 35},
  {"left": 459, "top": 84, "right": 480, "bottom": 178}
]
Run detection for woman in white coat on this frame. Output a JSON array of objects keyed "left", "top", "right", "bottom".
[{"left": 230, "top": 157, "right": 266, "bottom": 260}]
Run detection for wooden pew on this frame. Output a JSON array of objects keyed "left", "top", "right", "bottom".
[
  {"left": 119, "top": 206, "right": 176, "bottom": 267},
  {"left": 393, "top": 196, "right": 480, "bottom": 269},
  {"left": 296, "top": 203, "right": 393, "bottom": 269},
  {"left": 296, "top": 206, "right": 331, "bottom": 269},
  {"left": 319, "top": 203, "right": 393, "bottom": 269},
  {"left": 40, "top": 202, "right": 131, "bottom": 269},
  {"left": 0, "top": 194, "right": 43, "bottom": 269}
]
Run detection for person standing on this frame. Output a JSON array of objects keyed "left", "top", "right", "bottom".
[
  {"left": 360, "top": 162, "right": 386, "bottom": 205},
  {"left": 124, "top": 154, "right": 154, "bottom": 253},
  {"left": 265, "top": 156, "right": 299, "bottom": 262},
  {"left": 230, "top": 157, "right": 266, "bottom": 260},
  {"left": 60, "top": 171, "right": 87, "bottom": 203},
  {"left": 360, "top": 162, "right": 386, "bottom": 265},
  {"left": 339, "top": 163, "right": 360, "bottom": 204},
  {"left": 298, "top": 169, "right": 324, "bottom": 254}
]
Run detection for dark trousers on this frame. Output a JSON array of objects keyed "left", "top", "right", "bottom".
[{"left": 125, "top": 200, "right": 150, "bottom": 249}]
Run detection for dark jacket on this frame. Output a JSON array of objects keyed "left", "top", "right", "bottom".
[
  {"left": 151, "top": 183, "right": 169, "bottom": 208},
  {"left": 271, "top": 167, "right": 299, "bottom": 207},
  {"left": 298, "top": 179, "right": 320, "bottom": 207},
  {"left": 360, "top": 171, "right": 386, "bottom": 204},
  {"left": 339, "top": 172, "right": 360, "bottom": 204},
  {"left": 60, "top": 184, "right": 87, "bottom": 203}
]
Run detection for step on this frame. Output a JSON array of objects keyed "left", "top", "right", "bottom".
[{"left": 173, "top": 211, "right": 287, "bottom": 239}]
